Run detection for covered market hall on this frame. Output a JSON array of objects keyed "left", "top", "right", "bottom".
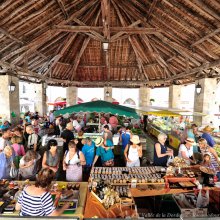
[{"left": 0, "top": 0, "right": 220, "bottom": 219}]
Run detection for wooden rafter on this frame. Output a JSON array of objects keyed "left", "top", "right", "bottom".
[
  {"left": 70, "top": 37, "right": 90, "bottom": 81},
  {"left": 191, "top": 28, "right": 220, "bottom": 47},
  {"left": 147, "top": 0, "right": 160, "bottom": 21},
  {"left": 55, "top": 0, "right": 68, "bottom": 19},
  {"left": 101, "top": 0, "right": 111, "bottom": 40},
  {"left": 1, "top": 0, "right": 98, "bottom": 62},
  {"left": 43, "top": 33, "right": 77, "bottom": 76},
  {"left": 55, "top": 25, "right": 161, "bottom": 34}
]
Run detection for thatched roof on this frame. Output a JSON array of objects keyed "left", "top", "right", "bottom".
[{"left": 0, "top": 0, "right": 220, "bottom": 88}]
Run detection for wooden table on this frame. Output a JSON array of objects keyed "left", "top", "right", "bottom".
[{"left": 1, "top": 181, "right": 88, "bottom": 219}]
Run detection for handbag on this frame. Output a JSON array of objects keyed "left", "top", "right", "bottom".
[
  {"left": 166, "top": 155, "right": 174, "bottom": 166},
  {"left": 10, "top": 163, "right": 19, "bottom": 179}
]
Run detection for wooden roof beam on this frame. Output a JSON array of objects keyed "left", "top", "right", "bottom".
[
  {"left": 1, "top": 0, "right": 98, "bottom": 61},
  {"left": 43, "top": 33, "right": 77, "bottom": 76},
  {"left": 147, "top": 0, "right": 160, "bottom": 21},
  {"left": 101, "top": 0, "right": 111, "bottom": 40},
  {"left": 55, "top": 0, "right": 68, "bottom": 19},
  {"left": 191, "top": 28, "right": 220, "bottom": 47},
  {"left": 55, "top": 25, "right": 161, "bottom": 34},
  {"left": 73, "top": 18, "right": 105, "bottom": 42},
  {"left": 70, "top": 37, "right": 90, "bottom": 81},
  {"left": 110, "top": 20, "right": 141, "bottom": 42}
]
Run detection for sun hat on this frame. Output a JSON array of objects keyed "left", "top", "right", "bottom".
[
  {"left": 203, "top": 125, "right": 214, "bottom": 133},
  {"left": 185, "top": 137, "right": 196, "bottom": 145},
  {"left": 95, "top": 137, "right": 104, "bottom": 147},
  {"left": 130, "top": 135, "right": 140, "bottom": 144}
]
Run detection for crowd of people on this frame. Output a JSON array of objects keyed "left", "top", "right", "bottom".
[{"left": 0, "top": 111, "right": 220, "bottom": 216}]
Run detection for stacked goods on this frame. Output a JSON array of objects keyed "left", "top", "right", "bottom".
[
  {"left": 90, "top": 167, "right": 165, "bottom": 185},
  {"left": 173, "top": 157, "right": 189, "bottom": 168}
]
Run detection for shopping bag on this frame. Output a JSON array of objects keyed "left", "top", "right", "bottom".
[
  {"left": 166, "top": 155, "right": 174, "bottom": 166},
  {"left": 10, "top": 163, "right": 19, "bottom": 179}
]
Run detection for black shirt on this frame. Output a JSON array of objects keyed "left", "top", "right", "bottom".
[{"left": 61, "top": 129, "right": 74, "bottom": 152}]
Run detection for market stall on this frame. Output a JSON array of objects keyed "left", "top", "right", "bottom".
[{"left": 0, "top": 181, "right": 87, "bottom": 219}]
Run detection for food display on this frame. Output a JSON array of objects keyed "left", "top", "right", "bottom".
[
  {"left": 90, "top": 167, "right": 165, "bottom": 184},
  {"left": 199, "top": 166, "right": 215, "bottom": 175},
  {"left": 151, "top": 119, "right": 172, "bottom": 132},
  {"left": 0, "top": 180, "right": 81, "bottom": 214},
  {"left": 173, "top": 157, "right": 189, "bottom": 168},
  {"left": 214, "top": 144, "right": 220, "bottom": 157}
]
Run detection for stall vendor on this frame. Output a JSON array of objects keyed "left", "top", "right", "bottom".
[
  {"left": 92, "top": 137, "right": 114, "bottom": 167},
  {"left": 178, "top": 137, "right": 196, "bottom": 165},
  {"left": 153, "top": 133, "right": 173, "bottom": 166},
  {"left": 201, "top": 125, "right": 215, "bottom": 148}
]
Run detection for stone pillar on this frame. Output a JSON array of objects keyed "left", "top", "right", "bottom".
[
  {"left": 169, "top": 85, "right": 182, "bottom": 109},
  {"left": 0, "top": 75, "right": 20, "bottom": 124},
  {"left": 33, "top": 83, "right": 47, "bottom": 116},
  {"left": 194, "top": 78, "right": 217, "bottom": 125},
  {"left": 139, "top": 86, "right": 151, "bottom": 107},
  {"left": 66, "top": 86, "right": 78, "bottom": 106},
  {"left": 104, "top": 87, "right": 112, "bottom": 102}
]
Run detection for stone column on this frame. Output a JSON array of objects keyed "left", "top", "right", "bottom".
[
  {"left": 194, "top": 78, "right": 217, "bottom": 125},
  {"left": 104, "top": 86, "right": 112, "bottom": 102},
  {"left": 33, "top": 83, "right": 47, "bottom": 116},
  {"left": 169, "top": 85, "right": 182, "bottom": 109},
  {"left": 66, "top": 86, "right": 78, "bottom": 106},
  {"left": 139, "top": 86, "right": 151, "bottom": 107},
  {"left": 0, "top": 75, "right": 20, "bottom": 124}
]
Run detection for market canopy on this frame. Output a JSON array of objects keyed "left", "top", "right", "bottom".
[
  {"left": 54, "top": 100, "right": 139, "bottom": 119},
  {"left": 143, "top": 110, "right": 181, "bottom": 117}
]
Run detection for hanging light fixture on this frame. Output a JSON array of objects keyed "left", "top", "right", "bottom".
[
  {"left": 102, "top": 41, "right": 109, "bottom": 51},
  {"left": 105, "top": 90, "right": 110, "bottom": 97},
  {"left": 195, "top": 82, "right": 202, "bottom": 95},
  {"left": 8, "top": 76, "right": 16, "bottom": 92}
]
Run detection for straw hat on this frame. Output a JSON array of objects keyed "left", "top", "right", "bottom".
[
  {"left": 185, "top": 137, "right": 196, "bottom": 145},
  {"left": 130, "top": 135, "right": 140, "bottom": 144},
  {"left": 95, "top": 137, "right": 104, "bottom": 147},
  {"left": 203, "top": 125, "right": 214, "bottom": 133}
]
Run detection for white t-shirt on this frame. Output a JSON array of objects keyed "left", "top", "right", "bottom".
[
  {"left": 128, "top": 145, "right": 139, "bottom": 162},
  {"left": 65, "top": 151, "right": 81, "bottom": 165},
  {"left": 178, "top": 144, "right": 193, "bottom": 164},
  {"left": 72, "top": 120, "right": 81, "bottom": 131},
  {"left": 0, "top": 137, "right": 10, "bottom": 151}
]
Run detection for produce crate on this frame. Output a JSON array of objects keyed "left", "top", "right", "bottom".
[{"left": 173, "top": 193, "right": 207, "bottom": 218}]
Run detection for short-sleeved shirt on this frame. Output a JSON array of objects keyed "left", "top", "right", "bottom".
[
  {"left": 0, "top": 152, "right": 14, "bottom": 179},
  {"left": 82, "top": 142, "right": 95, "bottom": 165},
  {"left": 121, "top": 131, "right": 131, "bottom": 149},
  {"left": 201, "top": 133, "right": 215, "bottom": 148},
  {"left": 96, "top": 146, "right": 114, "bottom": 162},
  {"left": 178, "top": 144, "right": 193, "bottom": 164},
  {"left": 0, "top": 137, "right": 10, "bottom": 151},
  {"left": 18, "top": 187, "right": 55, "bottom": 216}
]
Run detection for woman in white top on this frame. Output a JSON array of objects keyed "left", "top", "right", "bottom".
[
  {"left": 178, "top": 137, "right": 196, "bottom": 165},
  {"left": 124, "top": 135, "right": 142, "bottom": 167},
  {"left": 63, "top": 140, "right": 86, "bottom": 181}
]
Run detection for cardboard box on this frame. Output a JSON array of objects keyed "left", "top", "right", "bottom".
[{"left": 173, "top": 193, "right": 207, "bottom": 218}]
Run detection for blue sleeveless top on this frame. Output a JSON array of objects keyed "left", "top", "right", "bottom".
[{"left": 153, "top": 142, "right": 168, "bottom": 166}]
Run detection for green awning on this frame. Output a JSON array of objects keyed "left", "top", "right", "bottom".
[{"left": 54, "top": 100, "right": 139, "bottom": 119}]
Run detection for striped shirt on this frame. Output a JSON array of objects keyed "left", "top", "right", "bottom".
[
  {"left": 18, "top": 187, "right": 55, "bottom": 216},
  {"left": 200, "top": 147, "right": 219, "bottom": 170}
]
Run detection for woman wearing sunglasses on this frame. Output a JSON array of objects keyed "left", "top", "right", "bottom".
[
  {"left": 42, "top": 139, "right": 60, "bottom": 178},
  {"left": 63, "top": 140, "right": 86, "bottom": 181}
]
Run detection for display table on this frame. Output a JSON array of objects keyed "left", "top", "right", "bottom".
[
  {"left": 84, "top": 192, "right": 136, "bottom": 218},
  {"left": 0, "top": 182, "right": 88, "bottom": 219}
]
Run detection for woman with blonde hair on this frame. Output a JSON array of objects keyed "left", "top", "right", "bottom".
[
  {"left": 19, "top": 150, "right": 41, "bottom": 180},
  {"left": 153, "top": 133, "right": 173, "bottom": 166},
  {"left": 0, "top": 146, "right": 14, "bottom": 179},
  {"left": 63, "top": 140, "right": 86, "bottom": 181},
  {"left": 16, "top": 168, "right": 69, "bottom": 216}
]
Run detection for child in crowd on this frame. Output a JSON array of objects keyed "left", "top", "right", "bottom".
[{"left": 201, "top": 153, "right": 215, "bottom": 170}]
